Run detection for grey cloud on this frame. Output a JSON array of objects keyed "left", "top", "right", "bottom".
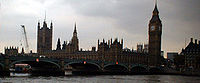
[
  {"left": 0, "top": 0, "right": 200, "bottom": 55},
  {"left": 65, "top": 0, "right": 153, "bottom": 36}
]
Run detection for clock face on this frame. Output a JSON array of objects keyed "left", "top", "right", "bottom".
[{"left": 151, "top": 26, "right": 155, "bottom": 31}]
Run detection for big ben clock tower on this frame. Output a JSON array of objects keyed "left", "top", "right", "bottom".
[{"left": 148, "top": 1, "right": 162, "bottom": 66}]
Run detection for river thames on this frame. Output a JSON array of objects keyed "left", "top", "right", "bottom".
[{"left": 0, "top": 75, "right": 200, "bottom": 83}]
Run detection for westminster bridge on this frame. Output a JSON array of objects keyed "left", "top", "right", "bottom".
[{"left": 0, "top": 53, "right": 164, "bottom": 76}]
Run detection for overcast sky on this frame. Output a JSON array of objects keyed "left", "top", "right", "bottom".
[{"left": 0, "top": 0, "right": 200, "bottom": 57}]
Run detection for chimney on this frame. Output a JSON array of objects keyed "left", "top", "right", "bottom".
[
  {"left": 195, "top": 39, "right": 197, "bottom": 44},
  {"left": 191, "top": 38, "right": 193, "bottom": 43}
]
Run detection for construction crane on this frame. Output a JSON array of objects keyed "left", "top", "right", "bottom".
[{"left": 20, "top": 25, "right": 29, "bottom": 53}]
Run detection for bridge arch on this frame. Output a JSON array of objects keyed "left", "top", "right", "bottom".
[
  {"left": 131, "top": 65, "right": 148, "bottom": 73},
  {"left": 103, "top": 63, "right": 129, "bottom": 72},
  {"left": 65, "top": 60, "right": 83, "bottom": 67},
  {"left": 149, "top": 67, "right": 163, "bottom": 73},
  {"left": 0, "top": 63, "right": 4, "bottom": 70},
  {"left": 10, "top": 59, "right": 61, "bottom": 69},
  {"left": 65, "top": 61, "right": 101, "bottom": 70}
]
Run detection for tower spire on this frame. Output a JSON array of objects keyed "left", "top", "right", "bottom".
[
  {"left": 38, "top": 20, "right": 40, "bottom": 30},
  {"left": 72, "top": 22, "right": 77, "bottom": 38},
  {"left": 74, "top": 22, "right": 77, "bottom": 33},
  {"left": 56, "top": 38, "right": 61, "bottom": 50},
  {"left": 50, "top": 20, "right": 53, "bottom": 29},
  {"left": 153, "top": 0, "right": 159, "bottom": 15},
  {"left": 148, "top": 0, "right": 162, "bottom": 66},
  {"left": 42, "top": 11, "right": 47, "bottom": 28},
  {"left": 155, "top": 0, "right": 157, "bottom": 6},
  {"left": 44, "top": 11, "right": 46, "bottom": 21},
  {"left": 71, "top": 22, "right": 79, "bottom": 52}
]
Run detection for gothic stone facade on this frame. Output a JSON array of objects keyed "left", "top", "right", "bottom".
[
  {"left": 181, "top": 38, "right": 200, "bottom": 70},
  {"left": 37, "top": 21, "right": 53, "bottom": 53},
  {"left": 36, "top": 3, "right": 162, "bottom": 66},
  {"left": 4, "top": 47, "right": 19, "bottom": 56},
  {"left": 36, "top": 21, "right": 148, "bottom": 64},
  {"left": 148, "top": 3, "right": 162, "bottom": 66},
  {"left": 39, "top": 38, "right": 148, "bottom": 65}
]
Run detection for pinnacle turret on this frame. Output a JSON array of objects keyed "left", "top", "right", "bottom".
[
  {"left": 38, "top": 21, "right": 40, "bottom": 30},
  {"left": 150, "top": 0, "right": 161, "bottom": 23},
  {"left": 43, "top": 21, "right": 47, "bottom": 28},
  {"left": 50, "top": 21, "right": 53, "bottom": 29},
  {"left": 56, "top": 38, "right": 61, "bottom": 50},
  {"left": 153, "top": 0, "right": 159, "bottom": 15}
]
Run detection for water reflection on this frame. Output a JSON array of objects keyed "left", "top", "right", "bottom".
[
  {"left": 1, "top": 75, "right": 200, "bottom": 83},
  {"left": 10, "top": 72, "right": 31, "bottom": 76},
  {"left": 10, "top": 71, "right": 72, "bottom": 77},
  {"left": 146, "top": 75, "right": 161, "bottom": 83}
]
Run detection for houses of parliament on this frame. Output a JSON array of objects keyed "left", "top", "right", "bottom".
[
  {"left": 5, "top": 2, "right": 163, "bottom": 67},
  {"left": 37, "top": 21, "right": 79, "bottom": 54}
]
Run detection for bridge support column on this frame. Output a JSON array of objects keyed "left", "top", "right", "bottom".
[
  {"left": 128, "top": 65, "right": 131, "bottom": 72},
  {"left": 59, "top": 59, "right": 65, "bottom": 75},
  {"left": 2, "top": 56, "right": 10, "bottom": 76},
  {"left": 101, "top": 62, "right": 104, "bottom": 72}
]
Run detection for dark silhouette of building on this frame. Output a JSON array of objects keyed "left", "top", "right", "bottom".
[
  {"left": 37, "top": 22, "right": 79, "bottom": 55},
  {"left": 136, "top": 43, "right": 148, "bottom": 53},
  {"left": 137, "top": 44, "right": 143, "bottom": 53},
  {"left": 59, "top": 23, "right": 79, "bottom": 53},
  {"left": 21, "top": 47, "right": 25, "bottom": 54},
  {"left": 69, "top": 23, "right": 79, "bottom": 52},
  {"left": 37, "top": 20, "right": 53, "bottom": 53},
  {"left": 33, "top": 2, "right": 161, "bottom": 66},
  {"left": 56, "top": 38, "right": 61, "bottom": 50},
  {"left": 181, "top": 38, "right": 200, "bottom": 70},
  {"left": 173, "top": 54, "right": 185, "bottom": 70},
  {"left": 148, "top": 2, "right": 162, "bottom": 66},
  {"left": 167, "top": 52, "right": 178, "bottom": 61},
  {"left": 4, "top": 46, "right": 19, "bottom": 56}
]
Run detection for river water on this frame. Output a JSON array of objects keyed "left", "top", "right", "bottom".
[{"left": 0, "top": 75, "right": 200, "bottom": 83}]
